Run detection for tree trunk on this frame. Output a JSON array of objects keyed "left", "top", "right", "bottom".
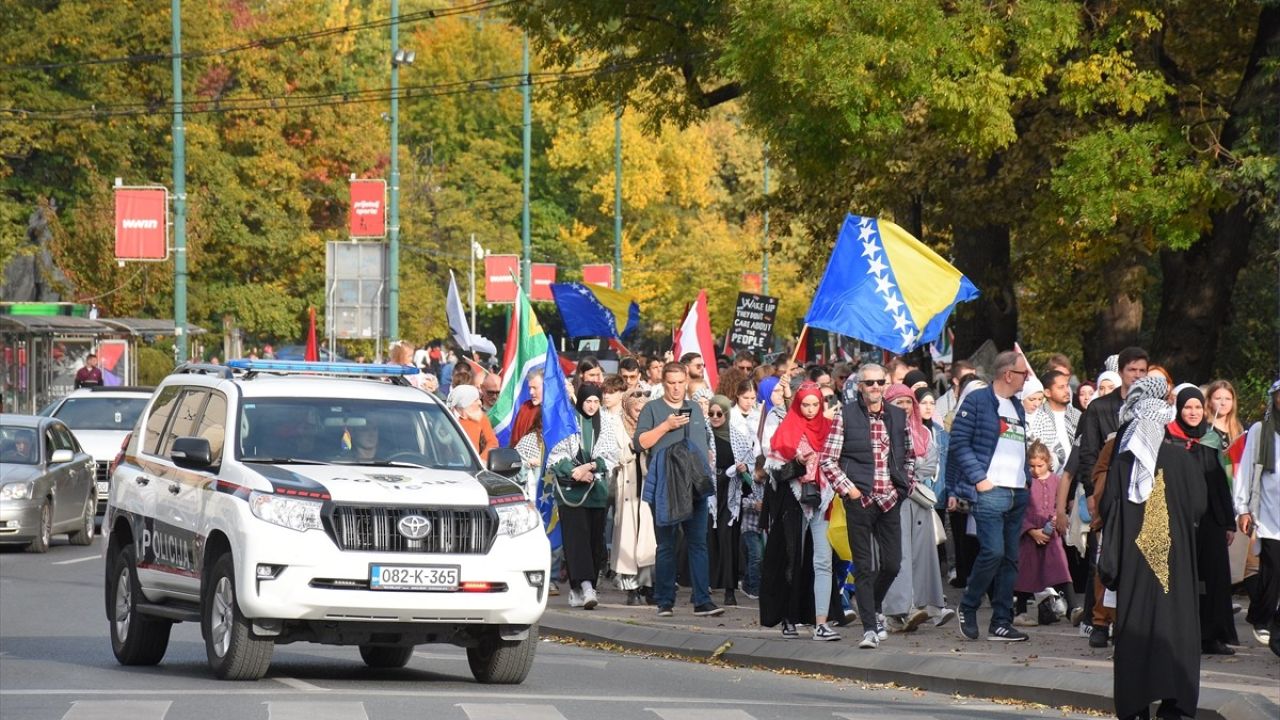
[
  {"left": 951, "top": 223, "right": 1018, "bottom": 360},
  {"left": 1082, "top": 262, "right": 1146, "bottom": 376},
  {"left": 1151, "top": 5, "right": 1278, "bottom": 381}
]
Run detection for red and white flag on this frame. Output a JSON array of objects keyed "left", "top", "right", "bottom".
[{"left": 673, "top": 289, "right": 719, "bottom": 391}]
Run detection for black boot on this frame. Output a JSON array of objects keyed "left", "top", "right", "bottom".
[
  {"left": 625, "top": 589, "right": 640, "bottom": 606},
  {"left": 724, "top": 589, "right": 737, "bottom": 606}
]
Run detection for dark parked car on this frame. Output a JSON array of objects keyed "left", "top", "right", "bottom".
[{"left": 0, "top": 414, "right": 97, "bottom": 552}]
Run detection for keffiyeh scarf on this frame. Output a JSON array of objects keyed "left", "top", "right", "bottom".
[{"left": 1119, "top": 375, "right": 1172, "bottom": 503}]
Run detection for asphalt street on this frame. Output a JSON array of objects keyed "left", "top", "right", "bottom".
[{"left": 0, "top": 537, "right": 1094, "bottom": 720}]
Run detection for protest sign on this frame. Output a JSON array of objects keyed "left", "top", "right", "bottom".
[{"left": 729, "top": 292, "right": 778, "bottom": 353}]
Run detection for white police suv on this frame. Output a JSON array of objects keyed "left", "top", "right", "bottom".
[{"left": 103, "top": 360, "right": 549, "bottom": 682}]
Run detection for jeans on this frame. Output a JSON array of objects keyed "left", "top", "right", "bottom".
[
  {"left": 741, "top": 530, "right": 764, "bottom": 596},
  {"left": 808, "top": 511, "right": 833, "bottom": 618},
  {"left": 655, "top": 503, "right": 712, "bottom": 608},
  {"left": 845, "top": 498, "right": 903, "bottom": 632},
  {"left": 961, "top": 485, "right": 1029, "bottom": 628}
]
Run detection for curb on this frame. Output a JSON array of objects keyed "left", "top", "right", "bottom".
[{"left": 539, "top": 611, "right": 1279, "bottom": 720}]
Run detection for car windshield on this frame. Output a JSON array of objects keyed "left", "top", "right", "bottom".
[
  {"left": 236, "top": 397, "right": 479, "bottom": 471},
  {"left": 0, "top": 427, "right": 38, "bottom": 465},
  {"left": 54, "top": 397, "right": 149, "bottom": 431}
]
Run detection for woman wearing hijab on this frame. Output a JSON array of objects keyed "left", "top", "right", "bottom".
[
  {"left": 759, "top": 383, "right": 843, "bottom": 641},
  {"left": 707, "top": 394, "right": 755, "bottom": 606},
  {"left": 607, "top": 383, "right": 657, "bottom": 605},
  {"left": 547, "top": 383, "right": 620, "bottom": 610},
  {"left": 1099, "top": 379, "right": 1206, "bottom": 720},
  {"left": 881, "top": 384, "right": 949, "bottom": 632},
  {"left": 1165, "top": 386, "right": 1239, "bottom": 654}
]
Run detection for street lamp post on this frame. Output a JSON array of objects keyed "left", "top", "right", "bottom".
[{"left": 388, "top": 1, "right": 415, "bottom": 342}]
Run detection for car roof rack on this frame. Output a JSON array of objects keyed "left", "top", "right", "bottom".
[
  {"left": 223, "top": 359, "right": 417, "bottom": 386},
  {"left": 171, "top": 362, "right": 235, "bottom": 380}
]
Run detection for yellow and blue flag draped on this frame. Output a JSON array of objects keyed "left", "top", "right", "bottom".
[
  {"left": 805, "top": 214, "right": 979, "bottom": 353},
  {"left": 549, "top": 282, "right": 640, "bottom": 339}
]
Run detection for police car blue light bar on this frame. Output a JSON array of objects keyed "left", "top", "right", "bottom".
[{"left": 226, "top": 359, "right": 419, "bottom": 376}]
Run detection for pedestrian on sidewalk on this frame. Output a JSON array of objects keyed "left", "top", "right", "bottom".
[
  {"left": 761, "top": 382, "right": 841, "bottom": 641},
  {"left": 948, "top": 350, "right": 1032, "bottom": 643},
  {"left": 707, "top": 394, "right": 752, "bottom": 606},
  {"left": 635, "top": 362, "right": 723, "bottom": 618},
  {"left": 1098, "top": 382, "right": 1204, "bottom": 720},
  {"left": 820, "top": 364, "right": 914, "bottom": 649},
  {"left": 881, "top": 383, "right": 949, "bottom": 633},
  {"left": 548, "top": 383, "right": 620, "bottom": 611},
  {"left": 1234, "top": 379, "right": 1280, "bottom": 656},
  {"left": 946, "top": 374, "right": 987, "bottom": 590},
  {"left": 1165, "top": 385, "right": 1239, "bottom": 654},
  {"left": 605, "top": 382, "right": 656, "bottom": 605},
  {"left": 1013, "top": 441, "right": 1076, "bottom": 627}
]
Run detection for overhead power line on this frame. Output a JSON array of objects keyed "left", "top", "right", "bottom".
[
  {"left": 0, "top": 0, "right": 517, "bottom": 72},
  {"left": 0, "top": 52, "right": 704, "bottom": 122}
]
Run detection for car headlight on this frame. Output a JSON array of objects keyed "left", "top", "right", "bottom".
[
  {"left": 249, "top": 491, "right": 323, "bottom": 532},
  {"left": 495, "top": 501, "right": 540, "bottom": 537},
  {"left": 0, "top": 483, "right": 33, "bottom": 500}
]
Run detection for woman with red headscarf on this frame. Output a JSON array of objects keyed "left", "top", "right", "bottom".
[
  {"left": 758, "top": 383, "right": 845, "bottom": 642},
  {"left": 880, "top": 383, "right": 949, "bottom": 633}
]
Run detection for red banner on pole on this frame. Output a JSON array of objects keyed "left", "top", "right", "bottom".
[
  {"left": 349, "top": 179, "right": 386, "bottom": 238},
  {"left": 582, "top": 264, "right": 612, "bottom": 288},
  {"left": 484, "top": 255, "right": 520, "bottom": 303},
  {"left": 530, "top": 263, "right": 557, "bottom": 301},
  {"left": 114, "top": 187, "right": 169, "bottom": 261},
  {"left": 741, "top": 272, "right": 763, "bottom": 294}
]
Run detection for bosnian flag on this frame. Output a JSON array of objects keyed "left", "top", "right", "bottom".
[{"left": 673, "top": 289, "right": 718, "bottom": 391}]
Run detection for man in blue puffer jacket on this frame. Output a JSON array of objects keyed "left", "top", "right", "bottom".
[{"left": 947, "top": 350, "right": 1033, "bottom": 643}]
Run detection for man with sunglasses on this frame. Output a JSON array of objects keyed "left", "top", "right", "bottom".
[
  {"left": 948, "top": 350, "right": 1032, "bottom": 642},
  {"left": 820, "top": 363, "right": 914, "bottom": 649}
]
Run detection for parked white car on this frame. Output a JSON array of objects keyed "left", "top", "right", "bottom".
[{"left": 104, "top": 360, "right": 549, "bottom": 682}]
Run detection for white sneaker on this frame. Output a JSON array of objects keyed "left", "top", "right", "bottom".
[
  {"left": 1078, "top": 622, "right": 1094, "bottom": 638},
  {"left": 858, "top": 630, "right": 880, "bottom": 649},
  {"left": 581, "top": 582, "right": 598, "bottom": 610},
  {"left": 812, "top": 623, "right": 841, "bottom": 641},
  {"left": 1013, "top": 613, "right": 1039, "bottom": 627},
  {"left": 875, "top": 613, "right": 889, "bottom": 641},
  {"left": 1253, "top": 626, "right": 1272, "bottom": 646},
  {"left": 1052, "top": 597, "right": 1068, "bottom": 619},
  {"left": 933, "top": 608, "right": 956, "bottom": 627},
  {"left": 568, "top": 587, "right": 585, "bottom": 608}
]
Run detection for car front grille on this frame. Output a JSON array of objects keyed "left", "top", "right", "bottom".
[{"left": 327, "top": 506, "right": 496, "bottom": 554}]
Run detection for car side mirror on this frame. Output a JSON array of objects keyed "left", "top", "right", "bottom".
[
  {"left": 49, "top": 449, "right": 74, "bottom": 464},
  {"left": 171, "top": 436, "right": 213, "bottom": 469},
  {"left": 486, "top": 447, "right": 522, "bottom": 477}
]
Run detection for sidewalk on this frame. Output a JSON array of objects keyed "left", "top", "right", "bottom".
[{"left": 538, "top": 584, "right": 1280, "bottom": 720}]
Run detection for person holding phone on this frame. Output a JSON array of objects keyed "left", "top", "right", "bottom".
[{"left": 635, "top": 362, "right": 724, "bottom": 618}]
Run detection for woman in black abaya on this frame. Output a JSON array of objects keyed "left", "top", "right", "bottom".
[
  {"left": 1099, "top": 380, "right": 1207, "bottom": 720},
  {"left": 1165, "top": 385, "right": 1239, "bottom": 654}
]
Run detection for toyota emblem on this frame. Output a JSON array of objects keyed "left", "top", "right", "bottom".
[{"left": 397, "top": 514, "right": 431, "bottom": 540}]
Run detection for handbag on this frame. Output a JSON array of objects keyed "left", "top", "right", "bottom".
[
  {"left": 799, "top": 481, "right": 822, "bottom": 508},
  {"left": 827, "top": 495, "right": 852, "bottom": 561},
  {"left": 909, "top": 482, "right": 938, "bottom": 510},
  {"left": 932, "top": 510, "right": 947, "bottom": 546}
]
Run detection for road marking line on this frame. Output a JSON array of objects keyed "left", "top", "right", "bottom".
[
  {"left": 459, "top": 704, "right": 567, "bottom": 720},
  {"left": 272, "top": 677, "right": 328, "bottom": 692},
  {"left": 62, "top": 700, "right": 171, "bottom": 720},
  {"left": 52, "top": 555, "right": 99, "bottom": 566},
  {"left": 648, "top": 710, "right": 757, "bottom": 720},
  {"left": 267, "top": 701, "right": 366, "bottom": 720}
]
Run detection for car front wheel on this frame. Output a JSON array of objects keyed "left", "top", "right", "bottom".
[
  {"left": 202, "top": 553, "right": 273, "bottom": 680},
  {"left": 467, "top": 625, "right": 538, "bottom": 684},
  {"left": 25, "top": 501, "right": 51, "bottom": 554},
  {"left": 108, "top": 544, "right": 171, "bottom": 665}
]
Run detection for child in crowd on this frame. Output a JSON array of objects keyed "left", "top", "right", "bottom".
[{"left": 1014, "top": 441, "right": 1078, "bottom": 626}]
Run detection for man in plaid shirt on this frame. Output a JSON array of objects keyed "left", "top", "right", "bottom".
[{"left": 820, "top": 363, "right": 915, "bottom": 649}]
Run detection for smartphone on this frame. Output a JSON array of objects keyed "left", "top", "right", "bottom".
[{"left": 677, "top": 407, "right": 692, "bottom": 418}]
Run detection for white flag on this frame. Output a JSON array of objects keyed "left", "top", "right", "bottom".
[{"left": 447, "top": 271, "right": 497, "bottom": 355}]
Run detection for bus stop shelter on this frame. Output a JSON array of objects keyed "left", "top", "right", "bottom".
[{"left": 0, "top": 314, "right": 204, "bottom": 414}]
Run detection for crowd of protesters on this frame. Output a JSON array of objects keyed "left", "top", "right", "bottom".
[{"left": 387, "top": 335, "right": 1278, "bottom": 720}]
